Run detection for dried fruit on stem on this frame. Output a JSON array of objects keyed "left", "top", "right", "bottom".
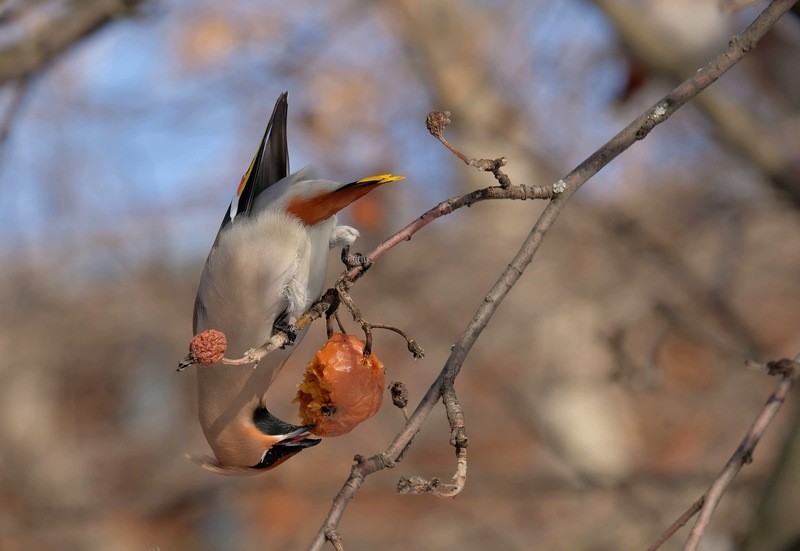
[
  {"left": 295, "top": 334, "right": 385, "bottom": 437},
  {"left": 189, "top": 329, "right": 227, "bottom": 367}
]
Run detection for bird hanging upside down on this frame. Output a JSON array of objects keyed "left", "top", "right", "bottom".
[{"left": 187, "top": 92, "right": 403, "bottom": 475}]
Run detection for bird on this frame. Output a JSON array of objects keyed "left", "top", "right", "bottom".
[{"left": 187, "top": 92, "right": 403, "bottom": 475}]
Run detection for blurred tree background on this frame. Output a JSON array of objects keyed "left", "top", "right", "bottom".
[{"left": 0, "top": 1, "right": 799, "bottom": 549}]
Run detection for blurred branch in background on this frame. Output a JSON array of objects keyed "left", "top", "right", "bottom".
[
  {"left": 0, "top": 76, "right": 30, "bottom": 162},
  {"left": 0, "top": 0, "right": 149, "bottom": 171},
  {"left": 594, "top": 0, "right": 800, "bottom": 208},
  {"left": 0, "top": 0, "right": 149, "bottom": 85}
]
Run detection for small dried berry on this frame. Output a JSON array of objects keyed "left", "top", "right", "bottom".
[{"left": 189, "top": 329, "right": 227, "bottom": 367}]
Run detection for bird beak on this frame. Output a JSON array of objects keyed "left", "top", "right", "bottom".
[
  {"left": 252, "top": 423, "right": 321, "bottom": 470},
  {"left": 279, "top": 424, "right": 319, "bottom": 447}
]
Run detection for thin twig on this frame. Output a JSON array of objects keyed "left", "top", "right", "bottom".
[
  {"left": 325, "top": 313, "right": 336, "bottom": 339},
  {"left": 397, "top": 381, "right": 469, "bottom": 498},
  {"left": 370, "top": 323, "right": 425, "bottom": 359},
  {"left": 335, "top": 284, "right": 373, "bottom": 355},
  {"left": 646, "top": 358, "right": 800, "bottom": 551},
  {"left": 334, "top": 287, "right": 425, "bottom": 360},
  {"left": 333, "top": 312, "right": 346, "bottom": 334},
  {"left": 307, "top": 3, "right": 794, "bottom": 548},
  {"left": 342, "top": 183, "right": 554, "bottom": 284},
  {"left": 681, "top": 358, "right": 800, "bottom": 551},
  {"left": 426, "top": 110, "right": 513, "bottom": 188},
  {"left": 440, "top": 382, "right": 469, "bottom": 497},
  {"left": 646, "top": 498, "right": 705, "bottom": 551}
]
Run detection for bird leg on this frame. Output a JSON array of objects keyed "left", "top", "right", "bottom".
[{"left": 272, "top": 309, "right": 298, "bottom": 347}]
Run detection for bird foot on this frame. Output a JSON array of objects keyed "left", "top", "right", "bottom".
[
  {"left": 341, "top": 246, "right": 372, "bottom": 272},
  {"left": 272, "top": 311, "right": 298, "bottom": 347}
]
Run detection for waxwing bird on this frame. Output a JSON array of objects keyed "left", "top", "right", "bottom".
[{"left": 188, "top": 92, "right": 403, "bottom": 475}]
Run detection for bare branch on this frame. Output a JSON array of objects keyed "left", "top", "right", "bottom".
[
  {"left": 368, "top": 324, "right": 425, "bottom": 360},
  {"left": 323, "top": 527, "right": 344, "bottom": 551},
  {"left": 343, "top": 183, "right": 555, "bottom": 283},
  {"left": 306, "top": 2, "right": 797, "bottom": 548},
  {"left": 596, "top": 0, "right": 800, "bottom": 210},
  {"left": 398, "top": 381, "right": 468, "bottom": 498},
  {"left": 681, "top": 358, "right": 800, "bottom": 551},
  {"left": 0, "top": 0, "right": 150, "bottom": 86},
  {"left": 646, "top": 357, "right": 799, "bottom": 550},
  {"left": 647, "top": 498, "right": 706, "bottom": 551}
]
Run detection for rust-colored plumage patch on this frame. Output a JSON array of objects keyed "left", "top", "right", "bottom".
[{"left": 286, "top": 174, "right": 404, "bottom": 225}]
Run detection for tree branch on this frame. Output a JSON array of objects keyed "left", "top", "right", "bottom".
[
  {"left": 0, "top": 0, "right": 149, "bottom": 86},
  {"left": 647, "top": 357, "right": 800, "bottom": 551},
  {"left": 681, "top": 358, "right": 800, "bottom": 551},
  {"left": 306, "top": 2, "right": 798, "bottom": 549},
  {"left": 0, "top": 75, "right": 32, "bottom": 168},
  {"left": 595, "top": 0, "right": 800, "bottom": 210}
]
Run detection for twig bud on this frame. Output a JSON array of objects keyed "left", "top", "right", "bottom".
[{"left": 426, "top": 111, "right": 451, "bottom": 137}]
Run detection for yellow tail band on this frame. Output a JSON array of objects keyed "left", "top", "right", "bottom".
[{"left": 356, "top": 174, "right": 406, "bottom": 185}]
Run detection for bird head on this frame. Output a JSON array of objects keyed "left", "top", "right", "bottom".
[{"left": 192, "top": 403, "right": 320, "bottom": 476}]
